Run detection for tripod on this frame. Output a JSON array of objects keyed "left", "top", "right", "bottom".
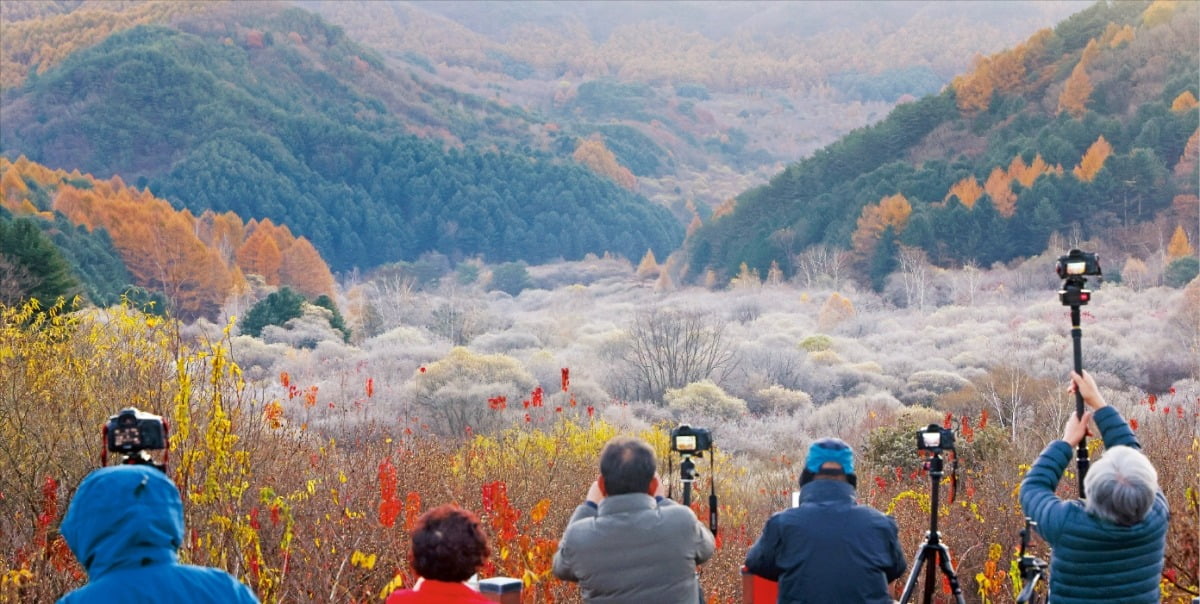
[
  {"left": 1015, "top": 518, "right": 1048, "bottom": 604},
  {"left": 668, "top": 452, "right": 719, "bottom": 533},
  {"left": 899, "top": 449, "right": 965, "bottom": 604}
]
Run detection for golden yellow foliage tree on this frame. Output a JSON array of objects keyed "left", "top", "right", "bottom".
[
  {"left": 1175, "top": 130, "right": 1199, "bottom": 178},
  {"left": 636, "top": 249, "right": 659, "bottom": 280},
  {"left": 1142, "top": 0, "right": 1177, "bottom": 27},
  {"left": 1171, "top": 91, "right": 1199, "bottom": 113},
  {"left": 817, "top": 292, "right": 855, "bottom": 332},
  {"left": 1104, "top": 23, "right": 1136, "bottom": 47},
  {"left": 1018, "top": 154, "right": 1051, "bottom": 188},
  {"left": 951, "top": 55, "right": 994, "bottom": 114},
  {"left": 0, "top": 165, "right": 29, "bottom": 208},
  {"left": 572, "top": 138, "right": 637, "bottom": 190},
  {"left": 984, "top": 167, "right": 1017, "bottom": 217},
  {"left": 1058, "top": 62, "right": 1093, "bottom": 118},
  {"left": 712, "top": 197, "right": 737, "bottom": 220},
  {"left": 852, "top": 194, "right": 911, "bottom": 260},
  {"left": 945, "top": 177, "right": 983, "bottom": 208},
  {"left": 730, "top": 262, "right": 760, "bottom": 289},
  {"left": 1073, "top": 135, "right": 1113, "bottom": 182},
  {"left": 1167, "top": 225, "right": 1194, "bottom": 259}
]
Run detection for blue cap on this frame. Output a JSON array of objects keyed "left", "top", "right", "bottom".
[{"left": 805, "top": 438, "right": 854, "bottom": 475}]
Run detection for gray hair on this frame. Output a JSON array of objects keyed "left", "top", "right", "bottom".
[{"left": 1083, "top": 445, "right": 1158, "bottom": 526}]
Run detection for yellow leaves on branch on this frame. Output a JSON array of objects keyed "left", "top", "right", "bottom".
[
  {"left": 851, "top": 194, "right": 911, "bottom": 258},
  {"left": 1073, "top": 135, "right": 1113, "bottom": 183}
]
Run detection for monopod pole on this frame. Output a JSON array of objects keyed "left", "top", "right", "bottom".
[{"left": 1070, "top": 304, "right": 1089, "bottom": 498}]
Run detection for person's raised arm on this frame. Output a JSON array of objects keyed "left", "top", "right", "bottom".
[{"left": 1072, "top": 370, "right": 1140, "bottom": 450}]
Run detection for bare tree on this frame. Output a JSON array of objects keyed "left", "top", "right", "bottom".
[
  {"left": 795, "top": 244, "right": 851, "bottom": 289},
  {"left": 620, "top": 307, "right": 739, "bottom": 403},
  {"left": 896, "top": 245, "right": 932, "bottom": 310}
]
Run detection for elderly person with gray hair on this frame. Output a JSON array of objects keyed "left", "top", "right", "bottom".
[{"left": 1019, "top": 370, "right": 1168, "bottom": 604}]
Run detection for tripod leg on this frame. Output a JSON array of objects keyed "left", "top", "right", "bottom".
[
  {"left": 934, "top": 544, "right": 965, "bottom": 604},
  {"left": 897, "top": 548, "right": 927, "bottom": 604}
]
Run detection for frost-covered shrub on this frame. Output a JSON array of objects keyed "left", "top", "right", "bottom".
[
  {"left": 228, "top": 335, "right": 289, "bottom": 381},
  {"left": 472, "top": 329, "right": 542, "bottom": 354},
  {"left": 900, "top": 370, "right": 971, "bottom": 406},
  {"left": 262, "top": 309, "right": 344, "bottom": 349},
  {"left": 665, "top": 380, "right": 748, "bottom": 421},
  {"left": 807, "top": 393, "right": 901, "bottom": 447},
  {"left": 750, "top": 385, "right": 813, "bottom": 415}
]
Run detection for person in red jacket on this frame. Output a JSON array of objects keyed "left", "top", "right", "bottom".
[{"left": 386, "top": 504, "right": 493, "bottom": 604}]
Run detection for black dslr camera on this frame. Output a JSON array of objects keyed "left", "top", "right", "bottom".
[
  {"left": 103, "top": 407, "right": 168, "bottom": 470},
  {"left": 1056, "top": 249, "right": 1102, "bottom": 306},
  {"left": 916, "top": 423, "right": 955, "bottom": 452},
  {"left": 670, "top": 424, "right": 713, "bottom": 454}
]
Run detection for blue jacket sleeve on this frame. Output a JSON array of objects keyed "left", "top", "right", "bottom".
[
  {"left": 1093, "top": 406, "right": 1139, "bottom": 450},
  {"left": 1018, "top": 439, "right": 1074, "bottom": 544},
  {"left": 744, "top": 515, "right": 782, "bottom": 581}
]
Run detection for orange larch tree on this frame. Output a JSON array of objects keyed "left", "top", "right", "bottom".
[
  {"left": 851, "top": 194, "right": 912, "bottom": 260},
  {"left": 1073, "top": 135, "right": 1113, "bottom": 182},
  {"left": 1058, "top": 62, "right": 1093, "bottom": 118},
  {"left": 572, "top": 138, "right": 637, "bottom": 191},
  {"left": 1166, "top": 225, "right": 1194, "bottom": 260},
  {"left": 279, "top": 237, "right": 336, "bottom": 299},
  {"left": 236, "top": 223, "right": 284, "bottom": 285},
  {"left": 984, "top": 167, "right": 1017, "bottom": 217},
  {"left": 945, "top": 177, "right": 983, "bottom": 208}
]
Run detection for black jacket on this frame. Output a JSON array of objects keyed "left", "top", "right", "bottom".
[{"left": 744, "top": 479, "right": 906, "bottom": 604}]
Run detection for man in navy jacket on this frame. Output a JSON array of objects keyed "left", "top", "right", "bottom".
[
  {"left": 1020, "top": 370, "right": 1168, "bottom": 604},
  {"left": 745, "top": 438, "right": 906, "bottom": 603}
]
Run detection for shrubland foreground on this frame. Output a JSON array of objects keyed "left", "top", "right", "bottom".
[{"left": 1, "top": 262, "right": 1197, "bottom": 602}]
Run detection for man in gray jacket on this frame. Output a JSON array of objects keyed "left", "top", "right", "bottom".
[{"left": 552, "top": 436, "right": 716, "bottom": 603}]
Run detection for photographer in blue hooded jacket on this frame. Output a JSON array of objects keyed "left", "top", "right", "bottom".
[
  {"left": 744, "top": 437, "right": 906, "bottom": 603},
  {"left": 57, "top": 464, "right": 259, "bottom": 604},
  {"left": 1019, "top": 370, "right": 1168, "bottom": 604}
]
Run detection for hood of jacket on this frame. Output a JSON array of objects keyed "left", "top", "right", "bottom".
[{"left": 60, "top": 465, "right": 184, "bottom": 579}]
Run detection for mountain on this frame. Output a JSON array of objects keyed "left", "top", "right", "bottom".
[
  {"left": 295, "top": 0, "right": 1092, "bottom": 210},
  {"left": 0, "top": 2, "right": 683, "bottom": 272},
  {"left": 680, "top": 0, "right": 1198, "bottom": 288}
]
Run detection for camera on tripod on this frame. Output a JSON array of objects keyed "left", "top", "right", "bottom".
[
  {"left": 1056, "top": 249, "right": 1102, "bottom": 306},
  {"left": 916, "top": 424, "right": 955, "bottom": 452},
  {"left": 102, "top": 407, "right": 169, "bottom": 470},
  {"left": 670, "top": 424, "right": 713, "bottom": 454},
  {"left": 665, "top": 424, "right": 718, "bottom": 533}
]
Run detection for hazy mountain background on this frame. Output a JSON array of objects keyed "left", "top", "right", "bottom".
[{"left": 1, "top": 0, "right": 1196, "bottom": 318}]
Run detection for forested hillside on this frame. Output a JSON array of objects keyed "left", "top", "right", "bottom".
[
  {"left": 1, "top": 156, "right": 336, "bottom": 320},
  {"left": 683, "top": 0, "right": 1198, "bottom": 289},
  {"left": 0, "top": 3, "right": 682, "bottom": 272}
]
